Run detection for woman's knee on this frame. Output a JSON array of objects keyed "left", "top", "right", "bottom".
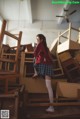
[{"left": 45, "top": 75, "right": 51, "bottom": 80}]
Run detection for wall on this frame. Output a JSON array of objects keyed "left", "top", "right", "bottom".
[
  {"left": 0, "top": 0, "right": 79, "bottom": 47},
  {"left": 6, "top": 20, "right": 67, "bottom": 47},
  {"left": 7, "top": 20, "right": 80, "bottom": 48}
]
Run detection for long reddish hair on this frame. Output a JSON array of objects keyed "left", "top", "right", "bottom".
[{"left": 36, "top": 34, "right": 48, "bottom": 51}]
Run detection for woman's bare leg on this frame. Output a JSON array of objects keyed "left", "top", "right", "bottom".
[
  {"left": 45, "top": 75, "right": 54, "bottom": 112},
  {"left": 33, "top": 67, "right": 38, "bottom": 78}
]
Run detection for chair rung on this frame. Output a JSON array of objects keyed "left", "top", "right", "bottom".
[{"left": 0, "top": 58, "right": 16, "bottom": 63}]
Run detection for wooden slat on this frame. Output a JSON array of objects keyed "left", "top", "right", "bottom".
[
  {"left": 59, "top": 29, "right": 69, "bottom": 37},
  {"left": 3, "top": 53, "right": 16, "bottom": 56},
  {"left": 25, "top": 52, "right": 34, "bottom": 54},
  {"left": 53, "top": 68, "right": 61, "bottom": 71},
  {"left": 53, "top": 59, "right": 57, "bottom": 61},
  {"left": 20, "top": 52, "right": 25, "bottom": 78},
  {"left": 61, "top": 35, "right": 72, "bottom": 41},
  {"left": 25, "top": 58, "right": 34, "bottom": 60},
  {"left": 5, "top": 31, "right": 19, "bottom": 40},
  {"left": 29, "top": 97, "right": 79, "bottom": 102},
  {"left": 0, "top": 20, "right": 6, "bottom": 49},
  {"left": 71, "top": 27, "right": 80, "bottom": 32},
  {"left": 0, "top": 71, "right": 15, "bottom": 75},
  {"left": 0, "top": 92, "right": 18, "bottom": 98},
  {"left": 0, "top": 73, "right": 20, "bottom": 77},
  {"left": 0, "top": 58, "right": 16, "bottom": 62},
  {"left": 54, "top": 74, "right": 63, "bottom": 77},
  {"left": 25, "top": 61, "right": 34, "bottom": 63},
  {"left": 62, "top": 35, "right": 68, "bottom": 39},
  {"left": 6, "top": 88, "right": 19, "bottom": 94},
  {"left": 28, "top": 102, "right": 80, "bottom": 107}
]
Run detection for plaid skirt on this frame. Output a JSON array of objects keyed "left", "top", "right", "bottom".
[{"left": 34, "top": 64, "right": 53, "bottom": 77}]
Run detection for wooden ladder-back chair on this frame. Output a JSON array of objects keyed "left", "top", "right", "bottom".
[{"left": 0, "top": 20, "right": 22, "bottom": 94}]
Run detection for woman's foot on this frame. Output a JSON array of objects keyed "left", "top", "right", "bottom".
[
  {"left": 32, "top": 74, "right": 38, "bottom": 78},
  {"left": 46, "top": 106, "right": 55, "bottom": 113}
]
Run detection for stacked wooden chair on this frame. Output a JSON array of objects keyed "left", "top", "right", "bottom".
[
  {"left": 0, "top": 20, "right": 23, "bottom": 94},
  {"left": 0, "top": 85, "right": 25, "bottom": 119},
  {"left": 57, "top": 23, "right": 80, "bottom": 83},
  {"left": 0, "top": 20, "right": 26, "bottom": 119},
  {"left": 20, "top": 44, "right": 34, "bottom": 78}
]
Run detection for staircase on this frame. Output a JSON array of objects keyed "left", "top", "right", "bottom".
[{"left": 24, "top": 93, "right": 80, "bottom": 119}]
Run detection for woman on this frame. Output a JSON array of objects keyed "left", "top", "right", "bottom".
[{"left": 33, "top": 34, "right": 54, "bottom": 112}]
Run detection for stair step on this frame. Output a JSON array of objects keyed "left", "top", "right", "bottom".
[
  {"left": 28, "top": 102, "right": 80, "bottom": 107},
  {"left": 26, "top": 106, "right": 80, "bottom": 119},
  {"left": 29, "top": 97, "right": 78, "bottom": 103}
]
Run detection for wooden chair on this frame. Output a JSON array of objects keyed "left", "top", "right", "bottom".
[
  {"left": 0, "top": 20, "right": 22, "bottom": 94},
  {"left": 20, "top": 51, "right": 34, "bottom": 78},
  {"left": 62, "top": 58, "right": 80, "bottom": 83},
  {"left": 0, "top": 85, "right": 25, "bottom": 119}
]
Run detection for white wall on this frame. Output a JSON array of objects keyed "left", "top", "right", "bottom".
[
  {"left": 31, "top": 0, "right": 63, "bottom": 21},
  {"left": 7, "top": 20, "right": 66, "bottom": 48},
  {"left": 0, "top": 0, "right": 80, "bottom": 48},
  {"left": 7, "top": 20, "right": 80, "bottom": 48}
]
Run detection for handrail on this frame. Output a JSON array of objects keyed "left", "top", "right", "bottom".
[
  {"left": 71, "top": 27, "right": 80, "bottom": 32},
  {"left": 58, "top": 29, "right": 69, "bottom": 37},
  {"left": 0, "top": 92, "right": 18, "bottom": 98},
  {"left": 61, "top": 35, "right": 68, "bottom": 39}
]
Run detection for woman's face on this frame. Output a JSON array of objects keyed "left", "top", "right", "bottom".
[{"left": 36, "top": 36, "right": 41, "bottom": 44}]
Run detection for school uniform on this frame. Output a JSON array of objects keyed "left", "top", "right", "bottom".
[{"left": 34, "top": 42, "right": 53, "bottom": 77}]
